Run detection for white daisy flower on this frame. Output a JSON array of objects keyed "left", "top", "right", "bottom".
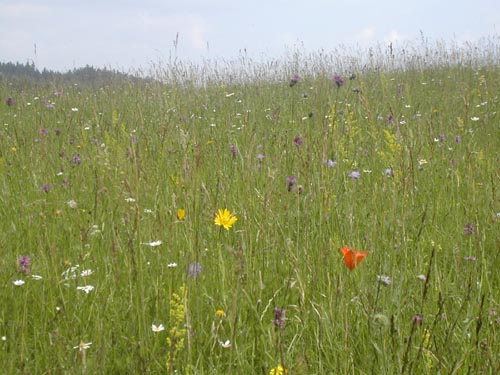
[{"left": 151, "top": 324, "right": 165, "bottom": 332}]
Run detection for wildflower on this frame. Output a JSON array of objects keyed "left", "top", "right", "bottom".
[
  {"left": 286, "top": 176, "right": 298, "bottom": 191},
  {"left": 6, "top": 97, "right": 14, "bottom": 106},
  {"left": 73, "top": 341, "right": 92, "bottom": 351},
  {"left": 13, "top": 280, "right": 25, "bottom": 286},
  {"left": 214, "top": 208, "right": 238, "bottom": 230},
  {"left": 455, "top": 135, "right": 461, "bottom": 143},
  {"left": 470, "top": 116, "right": 480, "bottom": 122},
  {"left": 412, "top": 314, "right": 424, "bottom": 325},
  {"left": 377, "top": 275, "right": 392, "bottom": 286},
  {"left": 273, "top": 307, "right": 286, "bottom": 329},
  {"left": 76, "top": 285, "right": 94, "bottom": 294},
  {"left": 72, "top": 153, "right": 81, "bottom": 165},
  {"left": 418, "top": 159, "right": 428, "bottom": 169},
  {"left": 67, "top": 199, "right": 77, "bottom": 209},
  {"left": 348, "top": 170, "right": 361, "bottom": 180},
  {"left": 80, "top": 269, "right": 93, "bottom": 277},
  {"left": 18, "top": 256, "right": 31, "bottom": 269},
  {"left": 417, "top": 274, "right": 427, "bottom": 282},
  {"left": 333, "top": 75, "right": 345, "bottom": 87},
  {"left": 256, "top": 153, "right": 265, "bottom": 161},
  {"left": 384, "top": 168, "right": 394, "bottom": 177},
  {"left": 219, "top": 339, "right": 231, "bottom": 348},
  {"left": 188, "top": 262, "right": 202, "bottom": 277},
  {"left": 177, "top": 208, "right": 186, "bottom": 221},
  {"left": 293, "top": 135, "right": 303, "bottom": 147},
  {"left": 124, "top": 197, "right": 136, "bottom": 203},
  {"left": 71, "top": 108, "right": 79, "bottom": 112},
  {"left": 289, "top": 74, "right": 300, "bottom": 87},
  {"left": 464, "top": 223, "right": 474, "bottom": 235},
  {"left": 40, "top": 184, "right": 53, "bottom": 192},
  {"left": 31, "top": 275, "right": 43, "bottom": 280},
  {"left": 339, "top": 245, "right": 368, "bottom": 270},
  {"left": 167, "top": 262, "right": 178, "bottom": 268},
  {"left": 229, "top": 144, "right": 238, "bottom": 158},
  {"left": 1, "top": 336, "right": 6, "bottom": 341},
  {"left": 215, "top": 309, "right": 226, "bottom": 318},
  {"left": 324, "top": 159, "right": 336, "bottom": 168},
  {"left": 143, "top": 240, "right": 162, "bottom": 247},
  {"left": 152, "top": 324, "right": 165, "bottom": 332},
  {"left": 269, "top": 364, "right": 288, "bottom": 375},
  {"left": 62, "top": 265, "right": 79, "bottom": 280}
]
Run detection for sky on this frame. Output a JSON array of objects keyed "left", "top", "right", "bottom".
[{"left": 1, "top": 0, "right": 499, "bottom": 73}]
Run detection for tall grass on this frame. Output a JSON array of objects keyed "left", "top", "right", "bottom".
[{"left": 1, "top": 38, "right": 500, "bottom": 374}]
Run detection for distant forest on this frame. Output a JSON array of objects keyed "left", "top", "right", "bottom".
[{"left": 0, "top": 61, "right": 146, "bottom": 84}]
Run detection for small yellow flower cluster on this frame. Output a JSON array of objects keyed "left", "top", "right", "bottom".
[
  {"left": 269, "top": 364, "right": 288, "bottom": 375},
  {"left": 166, "top": 284, "right": 188, "bottom": 371}
]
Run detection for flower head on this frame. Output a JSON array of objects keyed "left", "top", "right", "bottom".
[
  {"left": 286, "top": 176, "right": 298, "bottom": 192},
  {"left": 188, "top": 262, "right": 202, "bottom": 277},
  {"left": 273, "top": 307, "right": 286, "bottom": 329},
  {"left": 214, "top": 208, "right": 238, "bottom": 230},
  {"left": 348, "top": 170, "right": 361, "bottom": 180},
  {"left": 76, "top": 285, "right": 94, "bottom": 294},
  {"left": 289, "top": 74, "right": 300, "bottom": 87},
  {"left": 151, "top": 324, "right": 165, "bottom": 332},
  {"left": 269, "top": 365, "right": 288, "bottom": 375},
  {"left": 339, "top": 246, "right": 368, "bottom": 270},
  {"left": 464, "top": 223, "right": 475, "bottom": 235},
  {"left": 73, "top": 341, "right": 92, "bottom": 351},
  {"left": 293, "top": 135, "right": 303, "bottom": 147},
  {"left": 177, "top": 208, "right": 186, "bottom": 221},
  {"left": 333, "top": 75, "right": 345, "bottom": 87}
]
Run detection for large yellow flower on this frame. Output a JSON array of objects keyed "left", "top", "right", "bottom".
[{"left": 214, "top": 208, "right": 238, "bottom": 230}]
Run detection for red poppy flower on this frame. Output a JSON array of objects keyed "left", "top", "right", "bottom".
[{"left": 339, "top": 246, "right": 368, "bottom": 270}]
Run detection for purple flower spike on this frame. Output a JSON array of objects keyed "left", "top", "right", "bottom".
[
  {"left": 229, "top": 144, "right": 238, "bottom": 158},
  {"left": 6, "top": 97, "right": 14, "bottom": 106},
  {"left": 412, "top": 314, "right": 423, "bottom": 325},
  {"left": 464, "top": 223, "right": 475, "bottom": 235},
  {"left": 273, "top": 307, "right": 286, "bottom": 329},
  {"left": 188, "top": 262, "right": 202, "bottom": 277},
  {"left": 40, "top": 184, "right": 53, "bottom": 192},
  {"left": 18, "top": 256, "right": 31, "bottom": 274},
  {"left": 72, "top": 153, "right": 81, "bottom": 165},
  {"left": 333, "top": 75, "right": 345, "bottom": 87},
  {"left": 289, "top": 75, "right": 300, "bottom": 87},
  {"left": 286, "top": 176, "right": 298, "bottom": 192}
]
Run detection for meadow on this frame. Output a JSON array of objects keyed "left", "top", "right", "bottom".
[{"left": 1, "top": 40, "right": 500, "bottom": 374}]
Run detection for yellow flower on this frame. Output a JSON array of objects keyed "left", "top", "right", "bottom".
[
  {"left": 269, "top": 365, "right": 288, "bottom": 375},
  {"left": 177, "top": 208, "right": 186, "bottom": 221},
  {"left": 214, "top": 208, "right": 237, "bottom": 230},
  {"left": 215, "top": 309, "right": 225, "bottom": 318}
]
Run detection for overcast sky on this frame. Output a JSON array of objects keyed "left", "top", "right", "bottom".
[{"left": 1, "top": 0, "right": 499, "bottom": 72}]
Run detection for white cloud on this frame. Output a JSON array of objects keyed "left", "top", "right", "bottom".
[
  {"left": 356, "top": 27, "right": 376, "bottom": 44},
  {"left": 385, "top": 30, "right": 405, "bottom": 44}
]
